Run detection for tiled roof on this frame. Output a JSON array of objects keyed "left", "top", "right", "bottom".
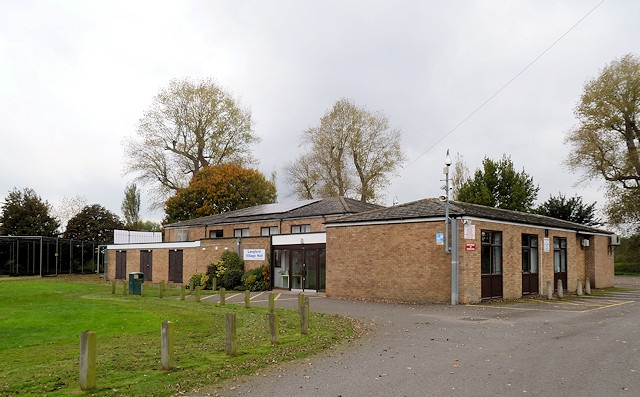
[
  {"left": 325, "top": 198, "right": 611, "bottom": 234},
  {"left": 164, "top": 197, "right": 384, "bottom": 228}
]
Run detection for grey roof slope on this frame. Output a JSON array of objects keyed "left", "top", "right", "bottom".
[
  {"left": 164, "top": 197, "right": 384, "bottom": 228},
  {"left": 325, "top": 198, "right": 611, "bottom": 234}
]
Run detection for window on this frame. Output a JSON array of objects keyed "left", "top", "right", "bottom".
[
  {"left": 261, "top": 226, "right": 279, "bottom": 236},
  {"left": 234, "top": 228, "right": 250, "bottom": 237},
  {"left": 481, "top": 230, "right": 502, "bottom": 275},
  {"left": 554, "top": 237, "right": 567, "bottom": 273},
  {"left": 522, "top": 234, "right": 538, "bottom": 273},
  {"left": 175, "top": 229, "right": 189, "bottom": 242},
  {"left": 209, "top": 229, "right": 223, "bottom": 238},
  {"left": 291, "top": 224, "right": 311, "bottom": 233}
]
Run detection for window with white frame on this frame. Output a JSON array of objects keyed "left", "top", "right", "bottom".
[
  {"left": 291, "top": 224, "right": 311, "bottom": 233},
  {"left": 261, "top": 226, "right": 279, "bottom": 236},
  {"left": 234, "top": 228, "right": 250, "bottom": 237}
]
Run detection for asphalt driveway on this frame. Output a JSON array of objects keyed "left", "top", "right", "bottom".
[{"left": 195, "top": 277, "right": 640, "bottom": 397}]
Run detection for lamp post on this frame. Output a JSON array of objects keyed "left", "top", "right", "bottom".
[
  {"left": 443, "top": 149, "right": 452, "bottom": 254},
  {"left": 442, "top": 149, "right": 458, "bottom": 305}
]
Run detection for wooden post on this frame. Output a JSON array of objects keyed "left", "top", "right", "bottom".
[
  {"left": 577, "top": 279, "right": 583, "bottom": 296},
  {"left": 557, "top": 279, "right": 564, "bottom": 299},
  {"left": 180, "top": 284, "right": 185, "bottom": 300},
  {"left": 298, "top": 292, "right": 305, "bottom": 309},
  {"left": 269, "top": 292, "right": 275, "bottom": 312},
  {"left": 546, "top": 280, "right": 553, "bottom": 300},
  {"left": 212, "top": 277, "right": 217, "bottom": 291},
  {"left": 196, "top": 286, "right": 201, "bottom": 302},
  {"left": 79, "top": 330, "right": 96, "bottom": 391},
  {"left": 299, "top": 296, "right": 309, "bottom": 335},
  {"left": 123, "top": 281, "right": 128, "bottom": 295},
  {"left": 225, "top": 312, "right": 236, "bottom": 356},
  {"left": 220, "top": 288, "right": 226, "bottom": 306},
  {"left": 141, "top": 283, "right": 146, "bottom": 297},
  {"left": 269, "top": 311, "right": 279, "bottom": 344},
  {"left": 585, "top": 276, "right": 592, "bottom": 295},
  {"left": 111, "top": 280, "right": 116, "bottom": 294},
  {"left": 159, "top": 280, "right": 165, "bottom": 298},
  {"left": 244, "top": 290, "right": 251, "bottom": 308},
  {"left": 161, "top": 321, "right": 174, "bottom": 370}
]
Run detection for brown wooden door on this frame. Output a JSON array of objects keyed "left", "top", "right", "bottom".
[
  {"left": 168, "top": 249, "right": 183, "bottom": 283},
  {"left": 522, "top": 235, "right": 539, "bottom": 295},
  {"left": 115, "top": 251, "right": 126, "bottom": 279},
  {"left": 140, "top": 250, "right": 152, "bottom": 281},
  {"left": 481, "top": 230, "right": 503, "bottom": 300}
]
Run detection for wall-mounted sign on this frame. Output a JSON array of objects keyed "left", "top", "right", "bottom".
[
  {"left": 244, "top": 249, "right": 265, "bottom": 261},
  {"left": 465, "top": 243, "right": 476, "bottom": 251},
  {"left": 543, "top": 237, "right": 550, "bottom": 253},
  {"left": 436, "top": 232, "right": 444, "bottom": 245},
  {"left": 464, "top": 224, "right": 476, "bottom": 239}
]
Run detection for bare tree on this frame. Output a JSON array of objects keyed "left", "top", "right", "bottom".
[
  {"left": 121, "top": 183, "right": 141, "bottom": 230},
  {"left": 123, "top": 78, "right": 259, "bottom": 207},
  {"left": 285, "top": 98, "right": 405, "bottom": 203}
]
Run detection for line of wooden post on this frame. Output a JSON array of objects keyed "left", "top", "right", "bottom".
[{"left": 79, "top": 330, "right": 96, "bottom": 391}]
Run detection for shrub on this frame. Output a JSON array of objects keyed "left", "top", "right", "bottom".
[
  {"left": 221, "top": 268, "right": 244, "bottom": 290},
  {"left": 221, "top": 250, "right": 243, "bottom": 271},
  {"left": 242, "top": 266, "right": 269, "bottom": 291},
  {"left": 614, "top": 262, "right": 640, "bottom": 275},
  {"left": 189, "top": 273, "right": 204, "bottom": 289}
]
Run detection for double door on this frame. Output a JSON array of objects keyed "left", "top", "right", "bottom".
[{"left": 274, "top": 246, "right": 325, "bottom": 291}]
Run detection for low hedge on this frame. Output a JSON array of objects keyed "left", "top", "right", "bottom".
[{"left": 614, "top": 262, "right": 640, "bottom": 275}]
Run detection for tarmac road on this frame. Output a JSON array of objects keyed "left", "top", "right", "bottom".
[{"left": 195, "top": 277, "right": 640, "bottom": 397}]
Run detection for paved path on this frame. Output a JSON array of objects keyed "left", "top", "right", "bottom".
[{"left": 194, "top": 277, "right": 640, "bottom": 397}]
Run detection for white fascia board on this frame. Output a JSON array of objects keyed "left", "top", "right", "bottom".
[
  {"left": 272, "top": 232, "right": 326, "bottom": 245},
  {"left": 107, "top": 241, "right": 201, "bottom": 250}
]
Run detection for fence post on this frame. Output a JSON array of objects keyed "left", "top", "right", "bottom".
[
  {"left": 111, "top": 280, "right": 116, "bottom": 295},
  {"left": 300, "top": 296, "right": 309, "bottom": 335},
  {"left": 180, "top": 284, "right": 185, "bottom": 300},
  {"left": 585, "top": 276, "right": 591, "bottom": 295},
  {"left": 557, "top": 279, "right": 564, "bottom": 299},
  {"left": 225, "top": 312, "right": 236, "bottom": 356},
  {"left": 269, "top": 311, "right": 279, "bottom": 344},
  {"left": 244, "top": 290, "right": 251, "bottom": 308},
  {"left": 79, "top": 330, "right": 97, "bottom": 391},
  {"left": 546, "top": 280, "right": 553, "bottom": 300},
  {"left": 161, "top": 321, "right": 174, "bottom": 370},
  {"left": 220, "top": 288, "right": 226, "bottom": 306},
  {"left": 269, "top": 292, "right": 275, "bottom": 312}
]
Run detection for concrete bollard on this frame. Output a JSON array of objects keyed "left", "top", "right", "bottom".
[
  {"left": 577, "top": 279, "right": 583, "bottom": 296},
  {"left": 225, "top": 312, "right": 236, "bottom": 356},
  {"left": 79, "top": 330, "right": 97, "bottom": 391},
  {"left": 585, "top": 276, "right": 591, "bottom": 295},
  {"left": 111, "top": 280, "right": 116, "bottom": 294},
  {"left": 269, "top": 292, "right": 275, "bottom": 312},
  {"left": 161, "top": 321, "right": 174, "bottom": 370},
  {"left": 269, "top": 311, "right": 279, "bottom": 344},
  {"left": 547, "top": 280, "right": 553, "bottom": 300},
  {"left": 557, "top": 279, "right": 564, "bottom": 299},
  {"left": 196, "top": 286, "right": 201, "bottom": 302},
  {"left": 180, "top": 284, "right": 185, "bottom": 300},
  {"left": 220, "top": 288, "right": 226, "bottom": 306},
  {"left": 244, "top": 290, "right": 251, "bottom": 308}
]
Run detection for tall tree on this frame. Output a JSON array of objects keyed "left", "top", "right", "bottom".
[
  {"left": 0, "top": 188, "right": 60, "bottom": 236},
  {"left": 456, "top": 155, "right": 539, "bottom": 212},
  {"left": 535, "top": 193, "right": 602, "bottom": 226},
  {"left": 64, "top": 204, "right": 124, "bottom": 244},
  {"left": 124, "top": 78, "right": 259, "bottom": 206},
  {"left": 121, "top": 183, "right": 141, "bottom": 230},
  {"left": 565, "top": 54, "right": 640, "bottom": 232},
  {"left": 450, "top": 152, "right": 470, "bottom": 199},
  {"left": 285, "top": 98, "right": 405, "bottom": 203},
  {"left": 53, "top": 195, "right": 87, "bottom": 232},
  {"left": 164, "top": 164, "right": 277, "bottom": 224}
]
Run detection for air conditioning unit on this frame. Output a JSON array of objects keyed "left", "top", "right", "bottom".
[
  {"left": 610, "top": 235, "right": 621, "bottom": 246},
  {"left": 581, "top": 239, "right": 590, "bottom": 247}
]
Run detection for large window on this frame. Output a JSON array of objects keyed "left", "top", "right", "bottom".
[
  {"left": 234, "top": 228, "right": 250, "bottom": 237},
  {"left": 481, "top": 230, "right": 502, "bottom": 275},
  {"left": 261, "top": 226, "right": 279, "bottom": 236},
  {"left": 522, "top": 234, "right": 538, "bottom": 273},
  {"left": 291, "top": 224, "right": 311, "bottom": 234}
]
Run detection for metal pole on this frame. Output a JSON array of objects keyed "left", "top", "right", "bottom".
[{"left": 451, "top": 219, "right": 459, "bottom": 305}]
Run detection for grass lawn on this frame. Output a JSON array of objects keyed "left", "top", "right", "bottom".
[{"left": 0, "top": 277, "right": 357, "bottom": 396}]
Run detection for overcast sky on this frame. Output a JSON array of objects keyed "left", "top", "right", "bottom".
[{"left": 1, "top": 0, "right": 638, "bottom": 225}]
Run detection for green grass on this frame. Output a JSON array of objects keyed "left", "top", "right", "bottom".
[
  {"left": 0, "top": 278, "right": 357, "bottom": 396},
  {"left": 614, "top": 262, "right": 640, "bottom": 275}
]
